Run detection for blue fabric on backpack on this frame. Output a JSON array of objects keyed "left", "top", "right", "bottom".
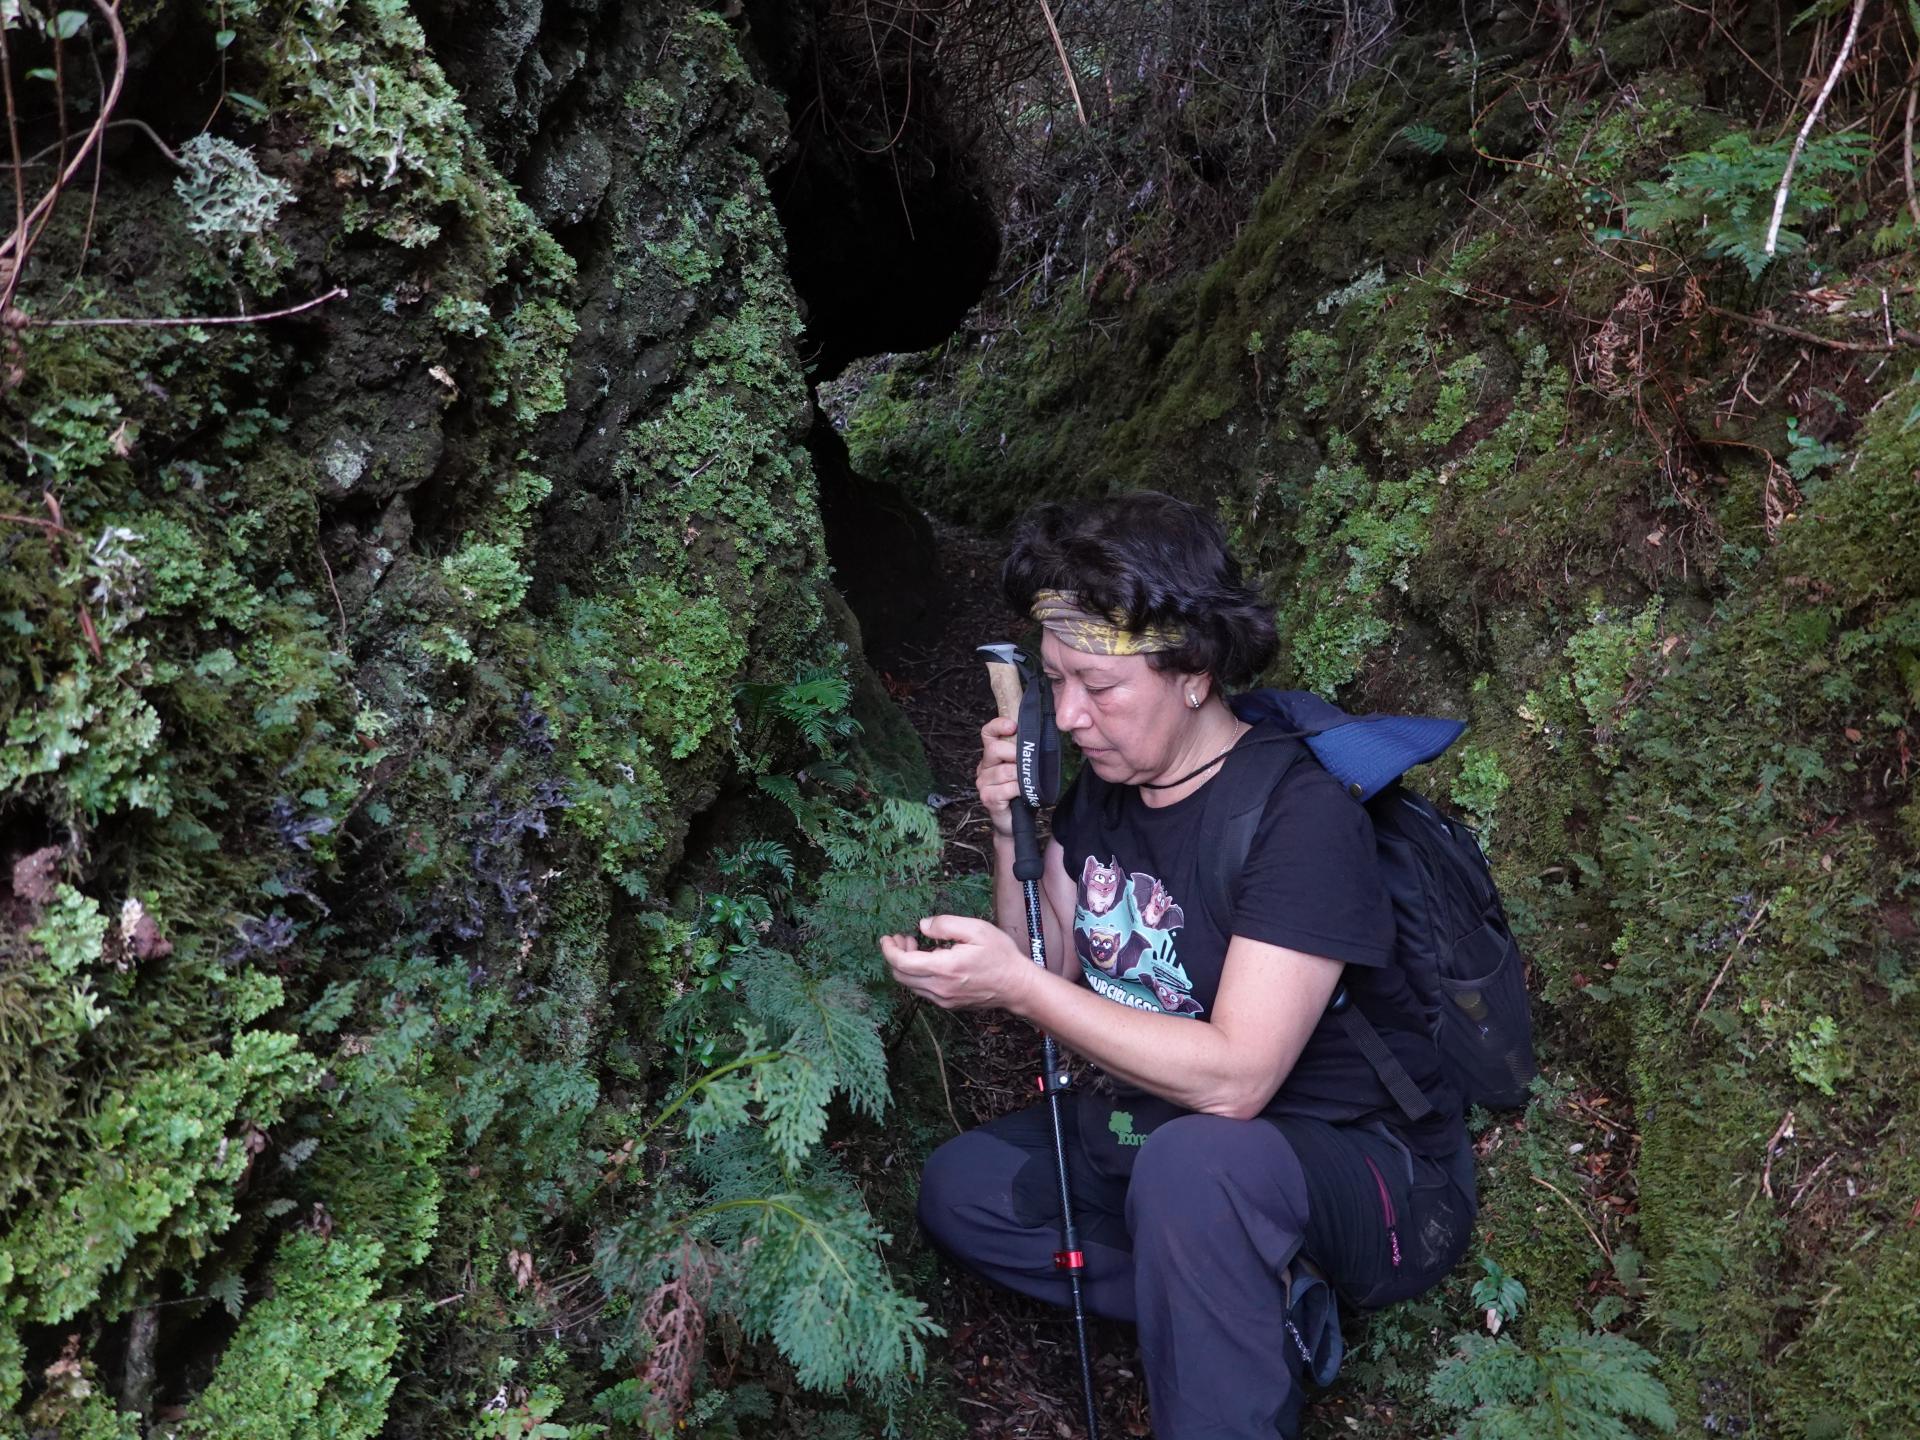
[{"left": 1230, "top": 690, "right": 1465, "bottom": 803}]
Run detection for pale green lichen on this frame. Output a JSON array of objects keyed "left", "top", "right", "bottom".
[{"left": 174, "top": 135, "right": 294, "bottom": 259}]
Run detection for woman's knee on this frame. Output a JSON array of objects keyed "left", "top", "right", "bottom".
[
  {"left": 917, "top": 1128, "right": 1016, "bottom": 1256},
  {"left": 1128, "top": 1113, "right": 1307, "bottom": 1228}
]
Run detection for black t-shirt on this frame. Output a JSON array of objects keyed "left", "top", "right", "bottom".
[{"left": 1050, "top": 722, "right": 1462, "bottom": 1157}]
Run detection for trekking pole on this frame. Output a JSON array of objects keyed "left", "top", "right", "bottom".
[{"left": 978, "top": 643, "right": 1100, "bottom": 1440}]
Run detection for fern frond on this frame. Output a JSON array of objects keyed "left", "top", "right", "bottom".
[
  {"left": 1430, "top": 1323, "right": 1677, "bottom": 1440},
  {"left": 710, "top": 1187, "right": 939, "bottom": 1390},
  {"left": 1400, "top": 122, "right": 1447, "bottom": 155}
]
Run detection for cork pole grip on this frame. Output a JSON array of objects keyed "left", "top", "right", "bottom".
[{"left": 986, "top": 662, "right": 1024, "bottom": 724}]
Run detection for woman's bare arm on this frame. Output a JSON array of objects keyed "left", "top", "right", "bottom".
[{"left": 883, "top": 918, "right": 1341, "bottom": 1119}]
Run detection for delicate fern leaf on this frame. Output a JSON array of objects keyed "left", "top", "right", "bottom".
[
  {"left": 1428, "top": 1333, "right": 1542, "bottom": 1411},
  {"left": 737, "top": 946, "right": 890, "bottom": 1120},
  {"left": 1536, "top": 1325, "right": 1678, "bottom": 1431},
  {"left": 717, "top": 839, "right": 795, "bottom": 887},
  {"left": 684, "top": 1071, "right": 755, "bottom": 1146},
  {"left": 756, "top": 771, "right": 803, "bottom": 816},
  {"left": 723, "top": 1188, "right": 940, "bottom": 1390},
  {"left": 206, "top": 1269, "right": 247, "bottom": 1320},
  {"left": 755, "top": 1051, "right": 834, "bottom": 1175},
  {"left": 1399, "top": 122, "right": 1447, "bottom": 155},
  {"left": 804, "top": 759, "right": 856, "bottom": 792},
  {"left": 1430, "top": 1324, "right": 1677, "bottom": 1439}
]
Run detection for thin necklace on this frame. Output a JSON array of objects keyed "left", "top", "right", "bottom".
[{"left": 1137, "top": 721, "right": 1248, "bottom": 791}]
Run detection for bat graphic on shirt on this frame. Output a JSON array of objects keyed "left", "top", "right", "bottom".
[
  {"left": 1146, "top": 974, "right": 1205, "bottom": 1016},
  {"left": 1081, "top": 855, "right": 1127, "bottom": 917},
  {"left": 1131, "top": 873, "right": 1185, "bottom": 931},
  {"left": 1083, "top": 925, "right": 1125, "bottom": 973}
]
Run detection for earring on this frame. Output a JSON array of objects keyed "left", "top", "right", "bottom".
[{"left": 1187, "top": 693, "right": 1200, "bottom": 709}]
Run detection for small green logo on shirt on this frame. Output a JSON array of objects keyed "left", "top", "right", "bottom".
[{"left": 1108, "top": 1110, "right": 1144, "bottom": 1147}]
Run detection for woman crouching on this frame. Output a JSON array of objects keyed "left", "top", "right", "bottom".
[{"left": 879, "top": 492, "right": 1476, "bottom": 1438}]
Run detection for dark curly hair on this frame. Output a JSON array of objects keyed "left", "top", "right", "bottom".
[{"left": 1002, "top": 491, "right": 1277, "bottom": 689}]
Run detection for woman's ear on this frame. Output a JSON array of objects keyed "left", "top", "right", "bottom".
[{"left": 1180, "top": 671, "right": 1213, "bottom": 709}]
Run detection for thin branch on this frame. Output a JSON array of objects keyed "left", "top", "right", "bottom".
[
  {"left": 1530, "top": 1173, "right": 1612, "bottom": 1265},
  {"left": 317, "top": 541, "right": 349, "bottom": 646},
  {"left": 25, "top": 285, "right": 350, "bottom": 329},
  {"left": 1906, "top": 67, "right": 1920, "bottom": 236},
  {"left": 0, "top": 0, "right": 130, "bottom": 318},
  {"left": 1705, "top": 302, "right": 1920, "bottom": 354},
  {"left": 77, "top": 39, "right": 106, "bottom": 280},
  {"left": 20, "top": 118, "right": 182, "bottom": 171},
  {"left": 1036, "top": 0, "right": 1087, "bottom": 126},
  {"left": 915, "top": 1006, "right": 964, "bottom": 1136},
  {"left": 0, "top": 25, "right": 28, "bottom": 267},
  {"left": 1692, "top": 897, "right": 1771, "bottom": 1036},
  {"left": 1764, "top": 0, "right": 1866, "bottom": 257},
  {"left": 52, "top": 19, "right": 71, "bottom": 200}
]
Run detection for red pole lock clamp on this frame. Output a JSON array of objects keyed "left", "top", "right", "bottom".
[{"left": 1054, "top": 1249, "right": 1085, "bottom": 1271}]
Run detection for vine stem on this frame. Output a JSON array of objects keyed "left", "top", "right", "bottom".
[
  {"left": 25, "top": 285, "right": 350, "bottom": 329},
  {"left": 632, "top": 1049, "right": 786, "bottom": 1152},
  {"left": 1763, "top": 0, "right": 1866, "bottom": 258},
  {"left": 0, "top": 0, "right": 128, "bottom": 317}
]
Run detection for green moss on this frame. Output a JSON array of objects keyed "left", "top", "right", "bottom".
[
  {"left": 1780, "top": 373, "right": 1920, "bottom": 607},
  {"left": 0, "top": 0, "right": 902, "bottom": 1430},
  {"left": 1, "top": 1030, "right": 313, "bottom": 1332},
  {"left": 184, "top": 1232, "right": 402, "bottom": 1440},
  {"left": 1449, "top": 744, "right": 1512, "bottom": 831},
  {"left": 1565, "top": 598, "right": 1664, "bottom": 765}
]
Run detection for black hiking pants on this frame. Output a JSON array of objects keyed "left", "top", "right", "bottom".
[{"left": 918, "top": 1098, "right": 1475, "bottom": 1439}]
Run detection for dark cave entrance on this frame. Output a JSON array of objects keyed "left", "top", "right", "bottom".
[{"left": 744, "top": 0, "right": 1002, "bottom": 667}]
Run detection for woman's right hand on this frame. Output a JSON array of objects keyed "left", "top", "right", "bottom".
[{"left": 975, "top": 716, "right": 1020, "bottom": 838}]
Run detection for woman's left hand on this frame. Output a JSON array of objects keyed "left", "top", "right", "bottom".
[{"left": 879, "top": 915, "right": 1038, "bottom": 1013}]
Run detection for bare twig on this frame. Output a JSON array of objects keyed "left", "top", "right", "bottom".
[
  {"left": 1764, "top": 0, "right": 1866, "bottom": 257},
  {"left": 25, "top": 285, "right": 350, "bottom": 329},
  {"left": 77, "top": 39, "right": 107, "bottom": 280},
  {"left": 1705, "top": 302, "right": 1920, "bottom": 354},
  {"left": 0, "top": 0, "right": 130, "bottom": 318},
  {"left": 1905, "top": 67, "right": 1920, "bottom": 236},
  {"left": 1760, "top": 1108, "right": 1795, "bottom": 1200},
  {"left": 917, "top": 1006, "right": 965, "bottom": 1135},
  {"left": 1789, "top": 1152, "right": 1836, "bottom": 1210},
  {"left": 1036, "top": 0, "right": 1087, "bottom": 126},
  {"left": 317, "top": 541, "right": 349, "bottom": 645},
  {"left": 1530, "top": 1173, "right": 1612, "bottom": 1265},
  {"left": 1692, "top": 897, "right": 1772, "bottom": 1035}
]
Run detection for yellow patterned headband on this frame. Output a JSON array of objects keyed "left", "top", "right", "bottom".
[{"left": 1031, "top": 589, "right": 1185, "bottom": 656}]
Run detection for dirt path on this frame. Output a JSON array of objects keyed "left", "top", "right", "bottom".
[
  {"left": 879, "top": 523, "right": 1416, "bottom": 1440},
  {"left": 871, "top": 522, "right": 1153, "bottom": 1438}
]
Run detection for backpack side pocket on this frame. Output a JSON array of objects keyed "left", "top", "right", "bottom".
[{"left": 1437, "top": 919, "right": 1536, "bottom": 1109}]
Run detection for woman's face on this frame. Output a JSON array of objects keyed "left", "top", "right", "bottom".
[{"left": 1039, "top": 630, "right": 1205, "bottom": 786}]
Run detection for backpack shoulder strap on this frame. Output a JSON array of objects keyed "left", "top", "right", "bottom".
[
  {"left": 1195, "top": 732, "right": 1309, "bottom": 936},
  {"left": 1333, "top": 992, "right": 1437, "bottom": 1124},
  {"left": 1202, "top": 733, "right": 1442, "bottom": 1128}
]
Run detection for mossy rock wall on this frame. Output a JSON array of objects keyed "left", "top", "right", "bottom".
[
  {"left": 845, "top": 6, "right": 1920, "bottom": 1433},
  {"left": 1, "top": 0, "right": 914, "bottom": 1432}
]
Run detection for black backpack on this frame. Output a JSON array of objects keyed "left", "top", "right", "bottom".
[{"left": 1196, "top": 690, "right": 1538, "bottom": 1122}]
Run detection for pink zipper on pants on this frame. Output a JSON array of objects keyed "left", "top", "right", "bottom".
[{"left": 1363, "top": 1153, "right": 1402, "bottom": 1268}]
